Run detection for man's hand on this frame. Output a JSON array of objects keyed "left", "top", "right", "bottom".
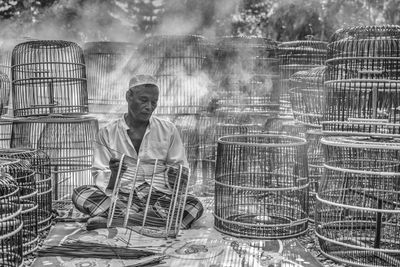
[
  {"left": 107, "top": 157, "right": 127, "bottom": 190},
  {"left": 167, "top": 165, "right": 189, "bottom": 190}
]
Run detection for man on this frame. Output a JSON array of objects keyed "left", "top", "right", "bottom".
[{"left": 72, "top": 74, "right": 203, "bottom": 230}]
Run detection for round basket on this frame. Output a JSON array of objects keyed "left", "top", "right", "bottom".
[{"left": 214, "top": 134, "right": 309, "bottom": 239}]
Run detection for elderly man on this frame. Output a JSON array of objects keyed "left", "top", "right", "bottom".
[{"left": 72, "top": 74, "right": 203, "bottom": 230}]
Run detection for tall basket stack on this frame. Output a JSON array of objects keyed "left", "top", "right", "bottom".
[
  {"left": 278, "top": 39, "right": 327, "bottom": 115},
  {"left": 8, "top": 40, "right": 99, "bottom": 210},
  {"left": 0, "top": 158, "right": 38, "bottom": 256},
  {"left": 316, "top": 136, "right": 400, "bottom": 266},
  {"left": 214, "top": 134, "right": 309, "bottom": 238},
  {"left": 0, "top": 149, "right": 52, "bottom": 232},
  {"left": 0, "top": 172, "right": 23, "bottom": 267}
]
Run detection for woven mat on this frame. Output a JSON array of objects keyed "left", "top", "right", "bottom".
[{"left": 33, "top": 197, "right": 324, "bottom": 267}]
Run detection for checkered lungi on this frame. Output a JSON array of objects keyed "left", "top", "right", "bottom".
[{"left": 72, "top": 184, "right": 203, "bottom": 229}]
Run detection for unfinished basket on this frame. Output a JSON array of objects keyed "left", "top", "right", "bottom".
[
  {"left": 0, "top": 149, "right": 52, "bottom": 232},
  {"left": 10, "top": 115, "right": 98, "bottom": 209},
  {"left": 214, "top": 134, "right": 309, "bottom": 238},
  {"left": 107, "top": 157, "right": 190, "bottom": 239},
  {"left": 0, "top": 158, "right": 38, "bottom": 256},
  {"left": 316, "top": 136, "right": 400, "bottom": 266},
  {"left": 11, "top": 40, "right": 88, "bottom": 117},
  {"left": 84, "top": 41, "right": 136, "bottom": 114},
  {"left": 0, "top": 172, "right": 23, "bottom": 267},
  {"left": 324, "top": 25, "right": 400, "bottom": 123},
  {"left": 132, "top": 35, "right": 209, "bottom": 115},
  {"left": 289, "top": 66, "right": 326, "bottom": 127}
]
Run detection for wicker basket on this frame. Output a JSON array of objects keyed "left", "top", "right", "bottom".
[
  {"left": 0, "top": 172, "right": 23, "bottom": 267},
  {"left": 11, "top": 40, "right": 88, "bottom": 117},
  {"left": 316, "top": 135, "right": 400, "bottom": 266},
  {"left": 214, "top": 134, "right": 309, "bottom": 239}
]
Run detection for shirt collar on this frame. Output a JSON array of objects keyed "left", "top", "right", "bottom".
[{"left": 121, "top": 113, "right": 154, "bottom": 130}]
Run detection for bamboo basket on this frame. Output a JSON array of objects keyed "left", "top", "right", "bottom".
[
  {"left": 214, "top": 134, "right": 309, "bottom": 239},
  {"left": 316, "top": 136, "right": 400, "bottom": 266},
  {"left": 324, "top": 25, "right": 400, "bottom": 123},
  {"left": 0, "top": 149, "right": 52, "bottom": 232},
  {"left": 11, "top": 40, "right": 88, "bottom": 117},
  {"left": 0, "top": 158, "right": 38, "bottom": 256},
  {"left": 0, "top": 71, "right": 11, "bottom": 116},
  {"left": 0, "top": 172, "right": 23, "bottom": 267}
]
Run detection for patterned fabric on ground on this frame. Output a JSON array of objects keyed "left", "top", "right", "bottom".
[{"left": 72, "top": 185, "right": 203, "bottom": 229}]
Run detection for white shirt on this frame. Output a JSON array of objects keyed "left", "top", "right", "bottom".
[{"left": 92, "top": 114, "right": 188, "bottom": 195}]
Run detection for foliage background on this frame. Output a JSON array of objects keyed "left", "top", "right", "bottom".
[{"left": 0, "top": 0, "right": 399, "bottom": 44}]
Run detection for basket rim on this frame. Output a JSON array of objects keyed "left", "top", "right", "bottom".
[{"left": 217, "top": 134, "right": 307, "bottom": 147}]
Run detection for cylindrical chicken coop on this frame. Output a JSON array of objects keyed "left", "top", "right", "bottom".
[
  {"left": 10, "top": 115, "right": 98, "bottom": 209},
  {"left": 132, "top": 35, "right": 209, "bottom": 115},
  {"left": 0, "top": 71, "right": 11, "bottom": 116},
  {"left": 324, "top": 25, "right": 400, "bottom": 123},
  {"left": 0, "top": 158, "right": 38, "bottom": 256},
  {"left": 11, "top": 40, "right": 88, "bottom": 117},
  {"left": 278, "top": 40, "right": 327, "bottom": 112},
  {"left": 84, "top": 41, "right": 136, "bottom": 114},
  {"left": 197, "top": 114, "right": 263, "bottom": 196},
  {"left": 0, "top": 148, "right": 52, "bottom": 232},
  {"left": 305, "top": 129, "right": 323, "bottom": 222},
  {"left": 0, "top": 172, "right": 23, "bottom": 267},
  {"left": 107, "top": 157, "right": 191, "bottom": 238},
  {"left": 211, "top": 36, "right": 280, "bottom": 115},
  {"left": 214, "top": 134, "right": 309, "bottom": 238},
  {"left": 316, "top": 136, "right": 400, "bottom": 266},
  {"left": 289, "top": 66, "right": 326, "bottom": 127},
  {"left": 173, "top": 114, "right": 200, "bottom": 194}
]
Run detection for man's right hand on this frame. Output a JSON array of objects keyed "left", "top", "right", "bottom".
[{"left": 107, "top": 157, "right": 127, "bottom": 190}]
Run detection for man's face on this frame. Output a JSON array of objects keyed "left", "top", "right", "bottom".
[{"left": 126, "top": 84, "right": 159, "bottom": 122}]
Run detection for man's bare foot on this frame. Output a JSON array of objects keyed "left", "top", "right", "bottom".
[{"left": 86, "top": 216, "right": 108, "bottom": 230}]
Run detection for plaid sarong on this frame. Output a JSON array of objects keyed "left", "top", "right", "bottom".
[{"left": 72, "top": 184, "right": 203, "bottom": 229}]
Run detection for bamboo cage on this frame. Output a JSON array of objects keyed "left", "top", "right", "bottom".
[
  {"left": 107, "top": 157, "right": 190, "bottom": 239},
  {"left": 210, "top": 36, "right": 280, "bottom": 116},
  {"left": 324, "top": 25, "right": 400, "bottom": 123},
  {"left": 172, "top": 114, "right": 200, "bottom": 194},
  {"left": 0, "top": 158, "right": 38, "bottom": 256},
  {"left": 316, "top": 136, "right": 400, "bottom": 266},
  {"left": 0, "top": 172, "right": 23, "bottom": 267},
  {"left": 289, "top": 66, "right": 326, "bottom": 127},
  {"left": 278, "top": 40, "right": 327, "bottom": 112},
  {"left": 0, "top": 119, "right": 12, "bottom": 148},
  {"left": 214, "top": 134, "right": 309, "bottom": 238},
  {"left": 197, "top": 114, "right": 263, "bottom": 196},
  {"left": 10, "top": 115, "right": 98, "bottom": 209},
  {"left": 0, "top": 71, "right": 11, "bottom": 116},
  {"left": 11, "top": 40, "right": 88, "bottom": 117},
  {"left": 0, "top": 149, "right": 52, "bottom": 232},
  {"left": 83, "top": 41, "right": 136, "bottom": 114},
  {"left": 305, "top": 129, "right": 323, "bottom": 222},
  {"left": 132, "top": 35, "right": 209, "bottom": 115}
]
